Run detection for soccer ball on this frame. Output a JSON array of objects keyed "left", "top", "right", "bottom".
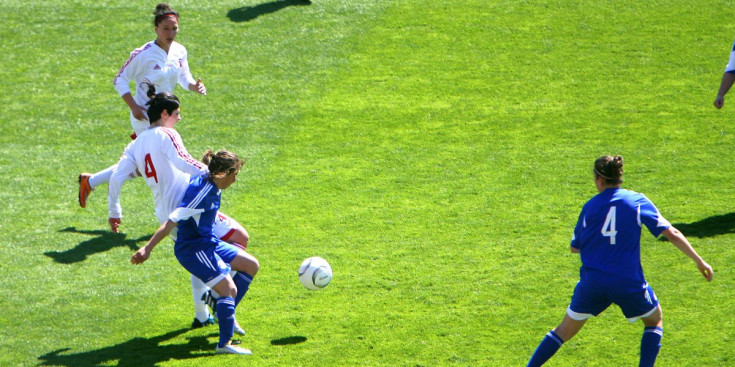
[{"left": 298, "top": 256, "right": 332, "bottom": 290}]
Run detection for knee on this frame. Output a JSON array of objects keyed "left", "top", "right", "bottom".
[
  {"left": 216, "top": 278, "right": 238, "bottom": 298},
  {"left": 233, "top": 253, "right": 260, "bottom": 276},
  {"left": 227, "top": 228, "right": 249, "bottom": 248},
  {"left": 226, "top": 285, "right": 237, "bottom": 299},
  {"left": 248, "top": 256, "right": 260, "bottom": 276},
  {"left": 238, "top": 228, "right": 249, "bottom": 247},
  {"left": 642, "top": 306, "right": 663, "bottom": 327}
]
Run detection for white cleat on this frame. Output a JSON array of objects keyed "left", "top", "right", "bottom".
[
  {"left": 234, "top": 321, "right": 246, "bottom": 336},
  {"left": 216, "top": 343, "right": 252, "bottom": 355}
]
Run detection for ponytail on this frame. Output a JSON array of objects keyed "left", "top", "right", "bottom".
[{"left": 204, "top": 150, "right": 243, "bottom": 178}]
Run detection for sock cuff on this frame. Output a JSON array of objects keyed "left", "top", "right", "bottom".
[
  {"left": 217, "top": 297, "right": 236, "bottom": 306},
  {"left": 235, "top": 272, "right": 253, "bottom": 282},
  {"left": 547, "top": 330, "right": 564, "bottom": 346},
  {"left": 644, "top": 326, "right": 663, "bottom": 336}
]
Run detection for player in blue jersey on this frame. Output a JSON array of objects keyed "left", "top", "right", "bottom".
[
  {"left": 714, "top": 39, "right": 735, "bottom": 109},
  {"left": 527, "top": 155, "right": 713, "bottom": 367},
  {"left": 131, "top": 150, "right": 258, "bottom": 355}
]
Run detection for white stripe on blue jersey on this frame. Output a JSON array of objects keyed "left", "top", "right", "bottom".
[{"left": 186, "top": 182, "right": 214, "bottom": 210}]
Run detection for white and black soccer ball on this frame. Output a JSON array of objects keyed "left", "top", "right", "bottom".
[{"left": 298, "top": 256, "right": 332, "bottom": 290}]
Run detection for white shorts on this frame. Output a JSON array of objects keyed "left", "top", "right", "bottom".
[
  {"left": 213, "top": 212, "right": 247, "bottom": 248},
  {"left": 130, "top": 111, "right": 150, "bottom": 136}
]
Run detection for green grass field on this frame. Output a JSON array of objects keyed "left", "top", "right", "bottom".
[{"left": 1, "top": 0, "right": 733, "bottom": 366}]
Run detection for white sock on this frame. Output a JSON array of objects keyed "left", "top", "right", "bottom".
[
  {"left": 89, "top": 164, "right": 140, "bottom": 189},
  {"left": 191, "top": 274, "right": 210, "bottom": 322},
  {"left": 88, "top": 165, "right": 115, "bottom": 189}
]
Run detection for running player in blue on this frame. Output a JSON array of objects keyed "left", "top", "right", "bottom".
[
  {"left": 527, "top": 155, "right": 713, "bottom": 367},
  {"left": 131, "top": 150, "right": 258, "bottom": 355},
  {"left": 714, "top": 38, "right": 735, "bottom": 109}
]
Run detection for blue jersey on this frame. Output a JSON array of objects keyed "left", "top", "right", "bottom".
[
  {"left": 571, "top": 188, "right": 670, "bottom": 289},
  {"left": 169, "top": 174, "right": 221, "bottom": 250}
]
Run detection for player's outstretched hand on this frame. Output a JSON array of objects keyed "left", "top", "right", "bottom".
[
  {"left": 109, "top": 217, "right": 121, "bottom": 233},
  {"left": 714, "top": 96, "right": 725, "bottom": 109},
  {"left": 131, "top": 246, "right": 151, "bottom": 265},
  {"left": 192, "top": 78, "right": 207, "bottom": 95},
  {"left": 697, "top": 260, "right": 714, "bottom": 282}
]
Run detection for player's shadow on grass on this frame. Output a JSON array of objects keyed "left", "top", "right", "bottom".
[
  {"left": 227, "top": 0, "right": 311, "bottom": 22},
  {"left": 271, "top": 335, "right": 307, "bottom": 345},
  {"left": 659, "top": 212, "right": 735, "bottom": 240},
  {"left": 44, "top": 227, "right": 149, "bottom": 264},
  {"left": 38, "top": 328, "right": 211, "bottom": 367}
]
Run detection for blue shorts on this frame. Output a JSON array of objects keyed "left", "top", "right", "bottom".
[
  {"left": 567, "top": 279, "right": 659, "bottom": 322},
  {"left": 175, "top": 241, "right": 241, "bottom": 288}
]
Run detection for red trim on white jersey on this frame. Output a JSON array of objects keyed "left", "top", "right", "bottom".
[
  {"left": 113, "top": 42, "right": 154, "bottom": 86},
  {"left": 160, "top": 127, "right": 206, "bottom": 170}
]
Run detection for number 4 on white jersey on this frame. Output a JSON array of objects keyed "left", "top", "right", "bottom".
[{"left": 601, "top": 206, "right": 617, "bottom": 245}]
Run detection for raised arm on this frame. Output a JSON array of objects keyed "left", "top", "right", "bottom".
[{"left": 660, "top": 226, "right": 713, "bottom": 282}]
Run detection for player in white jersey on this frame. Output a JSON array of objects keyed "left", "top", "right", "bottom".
[
  {"left": 714, "top": 39, "right": 735, "bottom": 109},
  {"left": 79, "top": 3, "right": 207, "bottom": 208},
  {"left": 108, "top": 89, "right": 256, "bottom": 332}
]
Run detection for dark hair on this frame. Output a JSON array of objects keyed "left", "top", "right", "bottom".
[
  {"left": 202, "top": 150, "right": 244, "bottom": 178},
  {"left": 593, "top": 155, "right": 624, "bottom": 185},
  {"left": 144, "top": 83, "right": 180, "bottom": 123},
  {"left": 153, "top": 3, "right": 179, "bottom": 26}
]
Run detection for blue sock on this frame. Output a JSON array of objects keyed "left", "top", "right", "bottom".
[
  {"left": 216, "top": 297, "right": 236, "bottom": 348},
  {"left": 639, "top": 326, "right": 663, "bottom": 367},
  {"left": 233, "top": 272, "right": 253, "bottom": 307},
  {"left": 527, "top": 330, "right": 564, "bottom": 367}
]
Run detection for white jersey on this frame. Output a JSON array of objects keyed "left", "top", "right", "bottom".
[
  {"left": 108, "top": 126, "right": 207, "bottom": 224},
  {"left": 113, "top": 41, "right": 196, "bottom": 134}
]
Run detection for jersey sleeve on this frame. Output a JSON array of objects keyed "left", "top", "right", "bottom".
[
  {"left": 178, "top": 48, "right": 197, "bottom": 90},
  {"left": 108, "top": 143, "right": 138, "bottom": 218},
  {"left": 169, "top": 179, "right": 213, "bottom": 223},
  {"left": 638, "top": 195, "right": 671, "bottom": 238},
  {"left": 114, "top": 48, "right": 143, "bottom": 97},
  {"left": 160, "top": 128, "right": 209, "bottom": 177},
  {"left": 570, "top": 208, "right": 585, "bottom": 249},
  {"left": 726, "top": 40, "right": 735, "bottom": 74},
  {"left": 169, "top": 207, "right": 205, "bottom": 223}
]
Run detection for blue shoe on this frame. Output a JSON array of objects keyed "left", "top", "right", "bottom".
[{"left": 191, "top": 316, "right": 215, "bottom": 329}]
